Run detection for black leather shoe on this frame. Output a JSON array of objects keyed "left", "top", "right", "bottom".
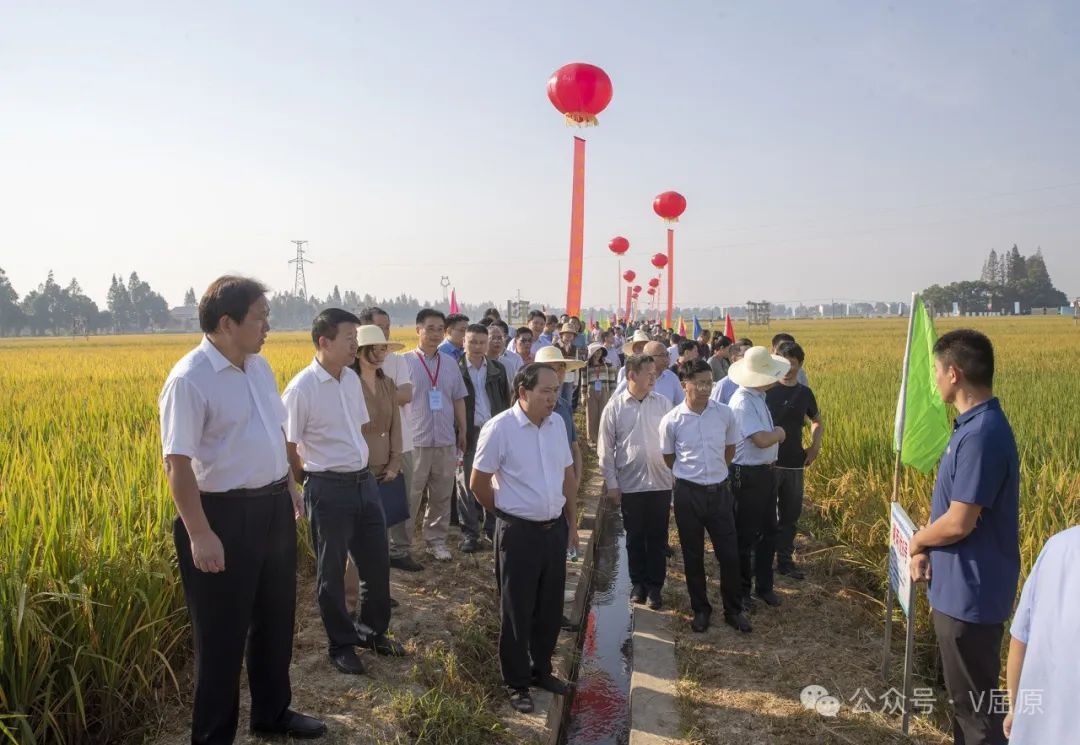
[
  {"left": 646, "top": 586, "right": 663, "bottom": 610},
  {"left": 251, "top": 710, "right": 327, "bottom": 740},
  {"left": 329, "top": 648, "right": 366, "bottom": 675},
  {"left": 532, "top": 673, "right": 572, "bottom": 696},
  {"left": 509, "top": 687, "right": 534, "bottom": 713},
  {"left": 630, "top": 584, "right": 647, "bottom": 604},
  {"left": 777, "top": 563, "right": 805, "bottom": 580},
  {"left": 389, "top": 555, "right": 425, "bottom": 572},
  {"left": 357, "top": 632, "right": 407, "bottom": 657},
  {"left": 755, "top": 590, "right": 782, "bottom": 607},
  {"left": 460, "top": 537, "right": 478, "bottom": 553},
  {"left": 724, "top": 612, "right": 753, "bottom": 633},
  {"left": 690, "top": 611, "right": 711, "bottom": 633}
]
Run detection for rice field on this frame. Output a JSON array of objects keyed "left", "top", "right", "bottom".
[{"left": 1, "top": 317, "right": 1078, "bottom": 744}]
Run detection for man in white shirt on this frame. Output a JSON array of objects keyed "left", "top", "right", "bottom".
[
  {"left": 471, "top": 363, "right": 578, "bottom": 715},
  {"left": 659, "top": 359, "right": 749, "bottom": 634},
  {"left": 727, "top": 347, "right": 790, "bottom": 611},
  {"left": 360, "top": 307, "right": 424, "bottom": 573},
  {"left": 1004, "top": 525, "right": 1080, "bottom": 744},
  {"left": 710, "top": 340, "right": 752, "bottom": 405},
  {"left": 159, "top": 276, "right": 325, "bottom": 743},
  {"left": 486, "top": 319, "right": 523, "bottom": 388},
  {"left": 283, "top": 309, "right": 406, "bottom": 677},
  {"left": 598, "top": 354, "right": 673, "bottom": 610},
  {"left": 613, "top": 341, "right": 685, "bottom": 405},
  {"left": 512, "top": 325, "right": 535, "bottom": 365}
]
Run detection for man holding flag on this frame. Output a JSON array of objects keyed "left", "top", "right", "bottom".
[{"left": 904, "top": 324, "right": 1019, "bottom": 745}]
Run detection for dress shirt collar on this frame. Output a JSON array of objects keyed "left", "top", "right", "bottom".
[
  {"left": 511, "top": 402, "right": 548, "bottom": 429},
  {"left": 309, "top": 356, "right": 338, "bottom": 383},
  {"left": 954, "top": 397, "right": 999, "bottom": 429},
  {"left": 200, "top": 335, "right": 243, "bottom": 373}
]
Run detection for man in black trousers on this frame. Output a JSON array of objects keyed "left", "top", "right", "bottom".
[
  {"left": 160, "top": 276, "right": 325, "bottom": 744},
  {"left": 470, "top": 364, "right": 578, "bottom": 714},
  {"left": 282, "top": 308, "right": 406, "bottom": 675}
]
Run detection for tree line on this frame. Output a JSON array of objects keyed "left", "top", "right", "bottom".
[{"left": 921, "top": 245, "right": 1069, "bottom": 315}]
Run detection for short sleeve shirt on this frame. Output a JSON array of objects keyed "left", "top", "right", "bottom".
[
  {"left": 159, "top": 337, "right": 288, "bottom": 492},
  {"left": 473, "top": 405, "right": 573, "bottom": 521},
  {"left": 381, "top": 351, "right": 414, "bottom": 454},
  {"left": 1007, "top": 526, "right": 1080, "bottom": 745},
  {"left": 659, "top": 400, "right": 740, "bottom": 485},
  {"left": 928, "top": 398, "right": 1020, "bottom": 624},
  {"left": 282, "top": 359, "right": 370, "bottom": 473},
  {"left": 728, "top": 386, "right": 778, "bottom": 465},
  {"left": 766, "top": 383, "right": 819, "bottom": 468},
  {"left": 406, "top": 348, "right": 469, "bottom": 448}
]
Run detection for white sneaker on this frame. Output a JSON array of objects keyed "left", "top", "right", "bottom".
[{"left": 427, "top": 544, "right": 452, "bottom": 562}]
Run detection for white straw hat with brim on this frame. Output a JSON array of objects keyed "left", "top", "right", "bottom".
[
  {"left": 356, "top": 325, "right": 404, "bottom": 351},
  {"left": 533, "top": 346, "right": 586, "bottom": 371},
  {"left": 559, "top": 323, "right": 577, "bottom": 335},
  {"left": 587, "top": 342, "right": 607, "bottom": 359},
  {"left": 622, "top": 330, "right": 651, "bottom": 355},
  {"left": 727, "top": 346, "right": 791, "bottom": 387}
]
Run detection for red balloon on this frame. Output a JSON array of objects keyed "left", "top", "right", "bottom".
[
  {"left": 547, "top": 63, "right": 613, "bottom": 127},
  {"left": 651, "top": 252, "right": 669, "bottom": 269},
  {"left": 632, "top": 285, "right": 642, "bottom": 293},
  {"left": 646, "top": 287, "right": 656, "bottom": 295},
  {"left": 608, "top": 236, "right": 629, "bottom": 255},
  {"left": 653, "top": 191, "right": 687, "bottom": 222},
  {"left": 648, "top": 277, "right": 660, "bottom": 288},
  {"left": 622, "top": 270, "right": 636, "bottom": 282}
]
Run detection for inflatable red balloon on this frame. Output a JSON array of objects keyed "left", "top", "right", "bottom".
[
  {"left": 622, "top": 270, "right": 636, "bottom": 282},
  {"left": 648, "top": 277, "right": 660, "bottom": 288},
  {"left": 646, "top": 287, "right": 656, "bottom": 296},
  {"left": 651, "top": 253, "right": 669, "bottom": 269},
  {"left": 608, "top": 236, "right": 629, "bottom": 255},
  {"left": 653, "top": 191, "right": 687, "bottom": 223},
  {"left": 632, "top": 285, "right": 642, "bottom": 293},
  {"left": 547, "top": 63, "right": 613, "bottom": 127}
]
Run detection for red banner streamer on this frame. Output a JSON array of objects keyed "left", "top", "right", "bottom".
[
  {"left": 565, "top": 136, "right": 586, "bottom": 316},
  {"left": 665, "top": 228, "right": 674, "bottom": 327}
]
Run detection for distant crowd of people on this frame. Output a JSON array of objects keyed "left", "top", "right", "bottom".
[{"left": 158, "top": 276, "right": 1066, "bottom": 745}]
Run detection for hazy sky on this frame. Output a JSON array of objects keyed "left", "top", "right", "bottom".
[{"left": 3, "top": 1, "right": 1078, "bottom": 310}]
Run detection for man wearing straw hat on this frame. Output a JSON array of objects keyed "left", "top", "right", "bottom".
[
  {"left": 727, "top": 346, "right": 790, "bottom": 611},
  {"left": 283, "top": 310, "right": 406, "bottom": 677},
  {"left": 533, "top": 346, "right": 586, "bottom": 511}
]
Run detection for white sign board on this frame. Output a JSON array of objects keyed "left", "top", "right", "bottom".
[{"left": 888, "top": 502, "right": 916, "bottom": 617}]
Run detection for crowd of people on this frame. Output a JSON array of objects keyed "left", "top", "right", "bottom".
[{"left": 158, "top": 275, "right": 1062, "bottom": 745}]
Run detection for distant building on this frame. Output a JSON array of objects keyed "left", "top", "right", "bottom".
[{"left": 169, "top": 305, "right": 198, "bottom": 331}]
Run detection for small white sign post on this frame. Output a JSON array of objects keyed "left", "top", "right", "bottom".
[{"left": 882, "top": 501, "right": 918, "bottom": 735}]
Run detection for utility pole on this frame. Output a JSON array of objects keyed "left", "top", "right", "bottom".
[{"left": 289, "top": 240, "right": 312, "bottom": 298}]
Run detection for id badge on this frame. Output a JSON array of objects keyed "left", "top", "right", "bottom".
[
  {"left": 594, "top": 380, "right": 602, "bottom": 392},
  {"left": 428, "top": 389, "right": 444, "bottom": 411}
]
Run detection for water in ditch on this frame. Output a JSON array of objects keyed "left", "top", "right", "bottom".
[{"left": 563, "top": 504, "right": 634, "bottom": 745}]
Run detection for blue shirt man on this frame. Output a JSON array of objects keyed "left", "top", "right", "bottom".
[
  {"left": 437, "top": 339, "right": 464, "bottom": 361},
  {"left": 927, "top": 397, "right": 1020, "bottom": 623}
]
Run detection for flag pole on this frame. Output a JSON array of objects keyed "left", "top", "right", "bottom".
[{"left": 892, "top": 291, "right": 918, "bottom": 503}]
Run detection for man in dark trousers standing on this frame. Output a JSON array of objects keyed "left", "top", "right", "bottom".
[
  {"left": 470, "top": 364, "right": 578, "bottom": 714},
  {"left": 766, "top": 341, "right": 824, "bottom": 580},
  {"left": 910, "top": 329, "right": 1019, "bottom": 745},
  {"left": 159, "top": 276, "right": 325, "bottom": 743},
  {"left": 457, "top": 323, "right": 510, "bottom": 552}
]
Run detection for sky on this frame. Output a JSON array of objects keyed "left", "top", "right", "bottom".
[{"left": 2, "top": 0, "right": 1078, "bottom": 311}]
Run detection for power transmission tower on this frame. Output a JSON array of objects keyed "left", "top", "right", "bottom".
[{"left": 289, "top": 240, "right": 312, "bottom": 297}]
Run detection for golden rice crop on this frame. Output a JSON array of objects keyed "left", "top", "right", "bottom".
[{"left": 1, "top": 318, "right": 1077, "bottom": 743}]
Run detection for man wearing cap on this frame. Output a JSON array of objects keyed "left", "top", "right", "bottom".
[
  {"left": 401, "top": 309, "right": 468, "bottom": 563},
  {"left": 457, "top": 323, "right": 511, "bottom": 552},
  {"left": 659, "top": 359, "right": 750, "bottom": 633},
  {"left": 470, "top": 363, "right": 579, "bottom": 714},
  {"left": 727, "top": 346, "right": 790, "bottom": 610},
  {"left": 615, "top": 341, "right": 684, "bottom": 406},
  {"left": 160, "top": 276, "right": 326, "bottom": 743},
  {"left": 598, "top": 354, "right": 673, "bottom": 610},
  {"left": 283, "top": 310, "right": 406, "bottom": 677}
]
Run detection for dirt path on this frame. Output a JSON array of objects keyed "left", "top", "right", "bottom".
[{"left": 664, "top": 529, "right": 952, "bottom": 745}]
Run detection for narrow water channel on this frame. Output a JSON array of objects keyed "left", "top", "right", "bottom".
[{"left": 562, "top": 504, "right": 634, "bottom": 745}]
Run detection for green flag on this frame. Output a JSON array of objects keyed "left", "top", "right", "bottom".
[{"left": 894, "top": 296, "right": 951, "bottom": 473}]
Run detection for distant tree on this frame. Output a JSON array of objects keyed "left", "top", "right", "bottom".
[
  {"left": 183, "top": 287, "right": 197, "bottom": 306},
  {"left": 107, "top": 274, "right": 134, "bottom": 332},
  {"left": 0, "top": 267, "right": 24, "bottom": 336}
]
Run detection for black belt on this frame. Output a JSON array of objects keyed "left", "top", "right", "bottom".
[
  {"left": 495, "top": 509, "right": 563, "bottom": 530},
  {"left": 201, "top": 477, "right": 289, "bottom": 499},
  {"left": 306, "top": 468, "right": 371, "bottom": 483},
  {"left": 732, "top": 463, "right": 774, "bottom": 471},
  {"left": 675, "top": 477, "right": 729, "bottom": 492}
]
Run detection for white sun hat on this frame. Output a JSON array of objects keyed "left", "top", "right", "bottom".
[
  {"left": 727, "top": 346, "right": 790, "bottom": 387},
  {"left": 622, "top": 330, "right": 651, "bottom": 356},
  {"left": 356, "top": 324, "right": 404, "bottom": 351},
  {"left": 533, "top": 345, "right": 586, "bottom": 371}
]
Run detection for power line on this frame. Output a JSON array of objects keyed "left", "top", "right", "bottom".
[{"left": 288, "top": 240, "right": 312, "bottom": 298}]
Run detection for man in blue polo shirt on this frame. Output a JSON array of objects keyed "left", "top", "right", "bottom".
[{"left": 909, "top": 329, "right": 1019, "bottom": 745}]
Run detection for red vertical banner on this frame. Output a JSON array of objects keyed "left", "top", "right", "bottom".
[
  {"left": 565, "top": 136, "right": 586, "bottom": 316},
  {"left": 665, "top": 228, "right": 674, "bottom": 327}
]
